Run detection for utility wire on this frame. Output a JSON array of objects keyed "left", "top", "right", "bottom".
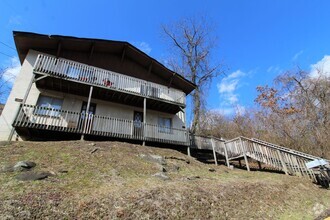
[
  {"left": 0, "top": 41, "right": 16, "bottom": 51},
  {"left": 0, "top": 51, "right": 16, "bottom": 59}
]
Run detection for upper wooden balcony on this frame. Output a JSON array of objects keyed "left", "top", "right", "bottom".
[{"left": 33, "top": 54, "right": 186, "bottom": 113}]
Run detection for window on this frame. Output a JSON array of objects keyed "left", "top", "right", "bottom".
[
  {"left": 140, "top": 85, "right": 160, "bottom": 98},
  {"left": 66, "top": 66, "right": 81, "bottom": 79},
  {"left": 148, "top": 86, "right": 160, "bottom": 98},
  {"left": 35, "top": 95, "right": 63, "bottom": 117},
  {"left": 158, "top": 117, "right": 172, "bottom": 133}
]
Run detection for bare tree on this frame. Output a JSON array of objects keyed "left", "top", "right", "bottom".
[
  {"left": 0, "top": 67, "right": 15, "bottom": 104},
  {"left": 255, "top": 68, "right": 330, "bottom": 157},
  {"left": 162, "top": 16, "right": 223, "bottom": 134},
  {"left": 0, "top": 68, "right": 8, "bottom": 103}
]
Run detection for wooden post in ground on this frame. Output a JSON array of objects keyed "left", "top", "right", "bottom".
[
  {"left": 142, "top": 97, "right": 146, "bottom": 146},
  {"left": 257, "top": 161, "right": 262, "bottom": 170},
  {"left": 182, "top": 106, "right": 190, "bottom": 152},
  {"left": 240, "top": 138, "right": 250, "bottom": 171},
  {"left": 223, "top": 142, "right": 230, "bottom": 167},
  {"left": 187, "top": 146, "right": 191, "bottom": 157},
  {"left": 287, "top": 154, "right": 297, "bottom": 175},
  {"left": 211, "top": 138, "right": 218, "bottom": 165},
  {"left": 277, "top": 150, "right": 289, "bottom": 175},
  {"left": 81, "top": 86, "right": 93, "bottom": 140},
  {"left": 187, "top": 132, "right": 192, "bottom": 157},
  {"left": 253, "top": 142, "right": 262, "bottom": 162}
]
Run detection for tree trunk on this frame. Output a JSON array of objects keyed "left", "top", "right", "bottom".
[{"left": 191, "top": 88, "right": 201, "bottom": 134}]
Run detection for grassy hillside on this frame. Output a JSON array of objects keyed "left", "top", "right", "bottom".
[{"left": 0, "top": 141, "right": 329, "bottom": 219}]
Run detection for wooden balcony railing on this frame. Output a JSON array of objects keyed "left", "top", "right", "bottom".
[
  {"left": 33, "top": 54, "right": 186, "bottom": 105},
  {"left": 13, "top": 104, "right": 188, "bottom": 145}
]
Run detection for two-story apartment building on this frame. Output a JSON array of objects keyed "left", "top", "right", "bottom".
[{"left": 0, "top": 31, "right": 195, "bottom": 146}]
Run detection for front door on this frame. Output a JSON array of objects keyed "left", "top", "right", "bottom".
[
  {"left": 81, "top": 101, "right": 96, "bottom": 115},
  {"left": 133, "top": 111, "right": 143, "bottom": 138},
  {"left": 79, "top": 102, "right": 96, "bottom": 132}
]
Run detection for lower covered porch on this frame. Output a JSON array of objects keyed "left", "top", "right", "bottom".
[{"left": 13, "top": 104, "right": 189, "bottom": 145}]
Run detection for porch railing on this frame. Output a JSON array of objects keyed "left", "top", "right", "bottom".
[
  {"left": 33, "top": 54, "right": 186, "bottom": 105},
  {"left": 13, "top": 104, "right": 188, "bottom": 145}
]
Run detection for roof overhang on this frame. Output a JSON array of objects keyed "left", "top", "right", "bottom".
[{"left": 13, "top": 31, "right": 196, "bottom": 95}]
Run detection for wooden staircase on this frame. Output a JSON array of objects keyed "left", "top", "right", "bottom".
[{"left": 190, "top": 135, "right": 330, "bottom": 185}]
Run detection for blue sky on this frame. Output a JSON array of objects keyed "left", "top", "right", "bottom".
[{"left": 1, "top": 0, "right": 330, "bottom": 120}]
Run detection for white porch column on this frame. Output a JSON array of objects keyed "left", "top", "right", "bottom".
[
  {"left": 142, "top": 97, "right": 146, "bottom": 146},
  {"left": 182, "top": 107, "right": 191, "bottom": 156},
  {"left": 81, "top": 86, "right": 93, "bottom": 140},
  {"left": 211, "top": 138, "right": 218, "bottom": 165}
]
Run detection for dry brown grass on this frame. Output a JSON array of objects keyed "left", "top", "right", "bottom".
[{"left": 0, "top": 141, "right": 329, "bottom": 219}]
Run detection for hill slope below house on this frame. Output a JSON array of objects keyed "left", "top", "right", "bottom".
[{"left": 0, "top": 141, "right": 329, "bottom": 219}]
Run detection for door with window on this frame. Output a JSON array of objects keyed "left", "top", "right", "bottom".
[
  {"left": 133, "top": 111, "right": 143, "bottom": 138},
  {"left": 79, "top": 101, "right": 96, "bottom": 133}
]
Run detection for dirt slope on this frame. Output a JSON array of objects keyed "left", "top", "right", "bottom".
[{"left": 0, "top": 141, "right": 329, "bottom": 219}]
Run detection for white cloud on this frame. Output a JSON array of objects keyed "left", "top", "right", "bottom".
[
  {"left": 292, "top": 50, "right": 303, "bottom": 61},
  {"left": 2, "top": 57, "right": 21, "bottom": 84},
  {"left": 226, "top": 93, "right": 238, "bottom": 104},
  {"left": 8, "top": 15, "right": 22, "bottom": 25},
  {"left": 226, "top": 69, "right": 246, "bottom": 79},
  {"left": 267, "top": 65, "right": 282, "bottom": 74},
  {"left": 218, "top": 79, "right": 238, "bottom": 94},
  {"left": 216, "top": 70, "right": 247, "bottom": 115},
  {"left": 214, "top": 104, "right": 246, "bottom": 116},
  {"left": 310, "top": 55, "right": 330, "bottom": 78},
  {"left": 214, "top": 107, "right": 234, "bottom": 116},
  {"left": 133, "top": 41, "right": 152, "bottom": 54},
  {"left": 218, "top": 70, "right": 245, "bottom": 94}
]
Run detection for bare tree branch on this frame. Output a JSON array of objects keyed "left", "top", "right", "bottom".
[{"left": 162, "top": 15, "right": 223, "bottom": 134}]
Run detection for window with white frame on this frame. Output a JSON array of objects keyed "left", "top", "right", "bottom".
[
  {"left": 66, "top": 65, "right": 83, "bottom": 79},
  {"left": 158, "top": 117, "right": 172, "bottom": 133},
  {"left": 35, "top": 95, "right": 63, "bottom": 117}
]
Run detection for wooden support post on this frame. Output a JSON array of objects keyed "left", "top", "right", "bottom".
[
  {"left": 287, "top": 154, "right": 297, "bottom": 174},
  {"left": 223, "top": 142, "right": 230, "bottom": 167},
  {"left": 187, "top": 128, "right": 191, "bottom": 157},
  {"left": 263, "top": 146, "right": 271, "bottom": 165},
  {"left": 211, "top": 138, "right": 218, "bottom": 165},
  {"left": 277, "top": 150, "right": 289, "bottom": 175},
  {"left": 168, "top": 73, "right": 175, "bottom": 87},
  {"left": 240, "top": 138, "right": 250, "bottom": 171},
  {"left": 8, "top": 74, "right": 35, "bottom": 141},
  {"left": 147, "top": 62, "right": 153, "bottom": 75},
  {"left": 295, "top": 157, "right": 304, "bottom": 176},
  {"left": 255, "top": 143, "right": 265, "bottom": 164},
  {"left": 56, "top": 41, "right": 62, "bottom": 58},
  {"left": 187, "top": 146, "right": 191, "bottom": 157},
  {"left": 257, "top": 161, "right": 262, "bottom": 170},
  {"left": 142, "top": 97, "right": 146, "bottom": 146},
  {"left": 88, "top": 43, "right": 95, "bottom": 60},
  {"left": 180, "top": 106, "right": 189, "bottom": 146},
  {"left": 283, "top": 153, "right": 292, "bottom": 174},
  {"left": 81, "top": 86, "right": 93, "bottom": 140},
  {"left": 121, "top": 45, "right": 126, "bottom": 65},
  {"left": 239, "top": 160, "right": 242, "bottom": 167},
  {"left": 293, "top": 157, "right": 303, "bottom": 176}
]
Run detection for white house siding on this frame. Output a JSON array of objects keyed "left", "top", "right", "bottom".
[{"left": 0, "top": 50, "right": 39, "bottom": 140}]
